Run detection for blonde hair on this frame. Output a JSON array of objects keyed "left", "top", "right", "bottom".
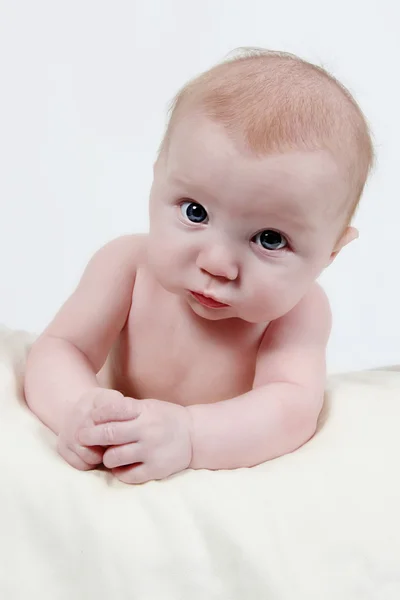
[{"left": 160, "top": 48, "right": 374, "bottom": 222}]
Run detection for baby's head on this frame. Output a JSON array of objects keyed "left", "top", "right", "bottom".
[{"left": 148, "top": 49, "right": 374, "bottom": 323}]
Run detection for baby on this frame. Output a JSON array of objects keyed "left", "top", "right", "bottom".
[{"left": 24, "top": 49, "right": 374, "bottom": 484}]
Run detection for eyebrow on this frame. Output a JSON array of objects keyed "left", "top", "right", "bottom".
[
  {"left": 169, "top": 170, "right": 323, "bottom": 233},
  {"left": 168, "top": 171, "right": 220, "bottom": 201},
  {"left": 254, "top": 208, "right": 318, "bottom": 236},
  {"left": 169, "top": 169, "right": 204, "bottom": 187}
]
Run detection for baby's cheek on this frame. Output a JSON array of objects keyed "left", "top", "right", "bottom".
[
  {"left": 147, "top": 235, "right": 185, "bottom": 290},
  {"left": 249, "top": 276, "right": 298, "bottom": 320},
  {"left": 148, "top": 230, "right": 175, "bottom": 265},
  {"left": 269, "top": 276, "right": 311, "bottom": 317}
]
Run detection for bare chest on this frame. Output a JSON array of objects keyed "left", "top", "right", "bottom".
[{"left": 103, "top": 282, "right": 263, "bottom": 406}]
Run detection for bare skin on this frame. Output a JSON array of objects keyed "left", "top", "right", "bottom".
[
  {"left": 24, "top": 115, "right": 357, "bottom": 483},
  {"left": 102, "top": 261, "right": 261, "bottom": 405}
]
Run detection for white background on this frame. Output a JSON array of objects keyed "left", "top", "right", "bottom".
[{"left": 0, "top": 0, "right": 398, "bottom": 373}]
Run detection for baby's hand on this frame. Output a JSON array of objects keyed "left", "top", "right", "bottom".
[
  {"left": 78, "top": 395, "right": 193, "bottom": 484},
  {"left": 57, "top": 388, "right": 124, "bottom": 471}
]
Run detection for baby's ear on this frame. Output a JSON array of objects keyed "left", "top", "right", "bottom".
[{"left": 327, "top": 226, "right": 358, "bottom": 266}]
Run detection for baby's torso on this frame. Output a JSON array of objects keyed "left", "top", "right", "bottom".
[{"left": 98, "top": 268, "right": 266, "bottom": 405}]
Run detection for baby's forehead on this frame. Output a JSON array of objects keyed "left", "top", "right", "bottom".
[
  {"left": 162, "top": 51, "right": 373, "bottom": 224},
  {"left": 169, "top": 117, "right": 341, "bottom": 186},
  {"left": 166, "top": 122, "right": 347, "bottom": 225}
]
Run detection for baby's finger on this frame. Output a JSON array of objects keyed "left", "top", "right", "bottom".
[
  {"left": 75, "top": 444, "right": 105, "bottom": 466},
  {"left": 103, "top": 442, "right": 143, "bottom": 469},
  {"left": 79, "top": 420, "right": 140, "bottom": 447},
  {"left": 92, "top": 388, "right": 124, "bottom": 406},
  {"left": 57, "top": 442, "right": 95, "bottom": 471},
  {"left": 112, "top": 463, "right": 151, "bottom": 485},
  {"left": 92, "top": 396, "right": 141, "bottom": 424}
]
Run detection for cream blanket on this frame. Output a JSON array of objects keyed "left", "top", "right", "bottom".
[{"left": 0, "top": 326, "right": 399, "bottom": 599}]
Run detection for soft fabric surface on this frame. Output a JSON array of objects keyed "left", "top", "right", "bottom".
[{"left": 1, "top": 326, "right": 400, "bottom": 599}]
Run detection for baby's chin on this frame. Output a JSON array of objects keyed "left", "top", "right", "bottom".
[{"left": 156, "top": 279, "right": 273, "bottom": 323}]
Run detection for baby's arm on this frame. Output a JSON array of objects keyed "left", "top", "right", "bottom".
[
  {"left": 24, "top": 235, "right": 140, "bottom": 435},
  {"left": 187, "top": 284, "right": 331, "bottom": 470}
]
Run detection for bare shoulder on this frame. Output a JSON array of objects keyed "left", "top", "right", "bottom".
[
  {"left": 41, "top": 234, "right": 149, "bottom": 370},
  {"left": 71, "top": 233, "right": 147, "bottom": 291},
  {"left": 264, "top": 282, "right": 332, "bottom": 348},
  {"left": 298, "top": 282, "right": 331, "bottom": 319},
  {"left": 84, "top": 233, "right": 147, "bottom": 274},
  {"left": 254, "top": 283, "right": 331, "bottom": 389},
  {"left": 103, "top": 232, "right": 147, "bottom": 256}
]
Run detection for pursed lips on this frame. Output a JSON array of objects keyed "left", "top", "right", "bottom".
[{"left": 189, "top": 291, "right": 229, "bottom": 309}]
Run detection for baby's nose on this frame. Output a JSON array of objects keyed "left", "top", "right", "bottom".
[{"left": 196, "top": 244, "right": 239, "bottom": 281}]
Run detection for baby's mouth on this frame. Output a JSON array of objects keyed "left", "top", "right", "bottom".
[{"left": 189, "top": 291, "right": 229, "bottom": 309}]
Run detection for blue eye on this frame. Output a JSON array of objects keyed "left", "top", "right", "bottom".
[
  {"left": 253, "top": 230, "right": 288, "bottom": 251},
  {"left": 180, "top": 201, "right": 208, "bottom": 224}
]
